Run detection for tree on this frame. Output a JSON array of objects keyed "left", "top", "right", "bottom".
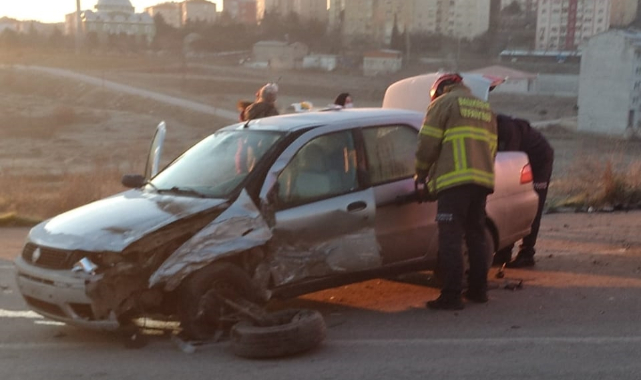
[
  {"left": 151, "top": 13, "right": 182, "bottom": 52},
  {"left": 389, "top": 14, "right": 403, "bottom": 50},
  {"left": 503, "top": 0, "right": 522, "bottom": 15},
  {"left": 48, "top": 27, "right": 67, "bottom": 50},
  {"left": 84, "top": 31, "right": 99, "bottom": 52},
  {"left": 0, "top": 29, "right": 20, "bottom": 49}
]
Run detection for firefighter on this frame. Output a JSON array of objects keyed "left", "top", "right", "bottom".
[
  {"left": 493, "top": 114, "right": 555, "bottom": 268},
  {"left": 415, "top": 73, "right": 498, "bottom": 310}
]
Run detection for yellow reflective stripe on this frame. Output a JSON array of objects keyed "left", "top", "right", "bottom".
[
  {"left": 415, "top": 159, "right": 431, "bottom": 170},
  {"left": 419, "top": 125, "right": 444, "bottom": 139},
  {"left": 457, "top": 98, "right": 491, "bottom": 110},
  {"left": 451, "top": 137, "right": 463, "bottom": 171},
  {"left": 459, "top": 138, "right": 467, "bottom": 170},
  {"left": 435, "top": 169, "right": 494, "bottom": 189},
  {"left": 444, "top": 126, "right": 496, "bottom": 143}
]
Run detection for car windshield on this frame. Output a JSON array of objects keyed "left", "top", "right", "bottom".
[{"left": 150, "top": 129, "right": 284, "bottom": 198}]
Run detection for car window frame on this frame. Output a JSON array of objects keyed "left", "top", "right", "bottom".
[
  {"left": 270, "top": 129, "right": 364, "bottom": 211},
  {"left": 358, "top": 123, "right": 419, "bottom": 187}
]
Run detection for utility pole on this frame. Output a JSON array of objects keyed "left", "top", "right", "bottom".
[
  {"left": 405, "top": 24, "right": 410, "bottom": 62},
  {"left": 75, "top": 0, "right": 82, "bottom": 54},
  {"left": 455, "top": 35, "right": 461, "bottom": 72}
]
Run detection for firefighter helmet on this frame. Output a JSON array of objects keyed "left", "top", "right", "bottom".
[{"left": 430, "top": 73, "right": 464, "bottom": 101}]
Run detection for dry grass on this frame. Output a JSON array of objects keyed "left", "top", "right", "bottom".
[
  {"left": 0, "top": 163, "right": 128, "bottom": 221},
  {"left": 549, "top": 156, "right": 641, "bottom": 210}
]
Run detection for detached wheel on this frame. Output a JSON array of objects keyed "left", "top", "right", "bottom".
[
  {"left": 230, "top": 309, "right": 326, "bottom": 359},
  {"left": 178, "top": 262, "right": 260, "bottom": 341}
]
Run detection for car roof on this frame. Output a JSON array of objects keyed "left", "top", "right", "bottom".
[{"left": 221, "top": 107, "right": 424, "bottom": 133}]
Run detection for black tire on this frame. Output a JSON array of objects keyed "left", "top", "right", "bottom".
[
  {"left": 230, "top": 309, "right": 326, "bottom": 359},
  {"left": 177, "top": 262, "right": 260, "bottom": 341}
]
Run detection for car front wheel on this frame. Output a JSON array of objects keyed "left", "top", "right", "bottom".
[{"left": 177, "top": 262, "right": 261, "bottom": 341}]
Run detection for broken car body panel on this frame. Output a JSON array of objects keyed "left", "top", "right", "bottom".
[
  {"left": 150, "top": 189, "right": 272, "bottom": 291},
  {"left": 27, "top": 190, "right": 226, "bottom": 252},
  {"left": 259, "top": 124, "right": 381, "bottom": 287}
]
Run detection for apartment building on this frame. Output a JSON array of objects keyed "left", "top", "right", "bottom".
[
  {"left": 500, "top": 0, "right": 539, "bottom": 15},
  {"left": 504, "top": 0, "right": 635, "bottom": 27},
  {"left": 223, "top": 0, "right": 258, "bottom": 24},
  {"left": 256, "top": 0, "right": 294, "bottom": 19},
  {"left": 146, "top": 1, "right": 217, "bottom": 28},
  {"left": 145, "top": 2, "right": 182, "bottom": 28},
  {"left": 182, "top": 0, "right": 217, "bottom": 24},
  {"left": 441, "top": 0, "right": 492, "bottom": 39},
  {"left": 256, "top": 0, "right": 326, "bottom": 22},
  {"left": 341, "top": 0, "right": 491, "bottom": 46},
  {"left": 410, "top": 0, "right": 439, "bottom": 34},
  {"left": 293, "top": 0, "right": 328, "bottom": 22},
  {"left": 535, "top": 0, "right": 611, "bottom": 51},
  {"left": 578, "top": 29, "right": 641, "bottom": 138}
]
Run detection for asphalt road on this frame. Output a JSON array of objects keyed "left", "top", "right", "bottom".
[{"left": 1, "top": 211, "right": 641, "bottom": 380}]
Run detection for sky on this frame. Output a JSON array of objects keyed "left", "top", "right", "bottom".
[{"left": 1, "top": 0, "right": 223, "bottom": 23}]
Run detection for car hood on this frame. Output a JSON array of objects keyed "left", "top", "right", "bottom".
[{"left": 28, "top": 189, "right": 227, "bottom": 252}]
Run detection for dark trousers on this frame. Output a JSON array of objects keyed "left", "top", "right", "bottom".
[
  {"left": 499, "top": 153, "right": 554, "bottom": 258},
  {"left": 436, "top": 184, "right": 490, "bottom": 297}
]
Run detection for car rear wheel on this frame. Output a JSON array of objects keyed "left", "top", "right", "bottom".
[
  {"left": 177, "top": 262, "right": 261, "bottom": 341},
  {"left": 230, "top": 309, "right": 326, "bottom": 359}
]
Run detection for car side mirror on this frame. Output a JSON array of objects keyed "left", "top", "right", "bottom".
[{"left": 121, "top": 174, "right": 146, "bottom": 188}]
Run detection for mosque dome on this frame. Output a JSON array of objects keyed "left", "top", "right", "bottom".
[{"left": 95, "top": 0, "right": 135, "bottom": 13}]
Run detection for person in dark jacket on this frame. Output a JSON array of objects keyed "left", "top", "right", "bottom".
[
  {"left": 244, "top": 83, "right": 279, "bottom": 121},
  {"left": 494, "top": 114, "right": 555, "bottom": 268},
  {"left": 416, "top": 73, "right": 497, "bottom": 310},
  {"left": 237, "top": 100, "right": 253, "bottom": 122},
  {"left": 334, "top": 92, "right": 353, "bottom": 108}
]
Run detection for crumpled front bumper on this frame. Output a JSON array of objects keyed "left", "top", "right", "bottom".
[{"left": 14, "top": 255, "right": 119, "bottom": 330}]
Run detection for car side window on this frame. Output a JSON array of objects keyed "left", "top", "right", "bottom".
[
  {"left": 277, "top": 131, "right": 358, "bottom": 205},
  {"left": 362, "top": 125, "right": 417, "bottom": 185}
]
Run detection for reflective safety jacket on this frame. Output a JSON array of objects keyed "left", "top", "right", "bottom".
[{"left": 415, "top": 83, "right": 497, "bottom": 195}]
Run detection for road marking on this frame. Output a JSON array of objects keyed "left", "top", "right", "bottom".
[
  {"left": 0, "top": 309, "right": 43, "bottom": 319},
  {"left": 0, "top": 342, "right": 116, "bottom": 350},
  {"left": 331, "top": 336, "right": 641, "bottom": 346},
  {"left": 34, "top": 320, "right": 65, "bottom": 326}
]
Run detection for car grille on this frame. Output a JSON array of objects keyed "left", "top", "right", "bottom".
[
  {"left": 70, "top": 303, "right": 96, "bottom": 320},
  {"left": 21, "top": 243, "right": 85, "bottom": 270},
  {"left": 23, "top": 296, "right": 66, "bottom": 318}
]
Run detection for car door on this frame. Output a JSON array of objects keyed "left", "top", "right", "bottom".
[
  {"left": 261, "top": 128, "right": 379, "bottom": 287},
  {"left": 144, "top": 121, "right": 167, "bottom": 180},
  {"left": 360, "top": 124, "right": 438, "bottom": 264}
]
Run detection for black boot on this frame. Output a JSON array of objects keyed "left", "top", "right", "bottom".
[
  {"left": 426, "top": 294, "right": 464, "bottom": 310},
  {"left": 463, "top": 290, "right": 489, "bottom": 303},
  {"left": 505, "top": 248, "right": 535, "bottom": 268}
]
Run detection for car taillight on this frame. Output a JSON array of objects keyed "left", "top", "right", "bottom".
[{"left": 520, "top": 164, "right": 533, "bottom": 184}]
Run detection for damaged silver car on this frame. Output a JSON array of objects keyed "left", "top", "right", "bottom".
[{"left": 14, "top": 108, "right": 538, "bottom": 342}]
